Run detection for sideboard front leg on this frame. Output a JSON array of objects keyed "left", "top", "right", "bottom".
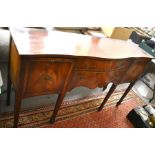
[
  {"left": 50, "top": 93, "right": 66, "bottom": 124},
  {"left": 50, "top": 63, "right": 75, "bottom": 124},
  {"left": 98, "top": 83, "right": 117, "bottom": 112},
  {"left": 13, "top": 91, "right": 22, "bottom": 128},
  {"left": 116, "top": 81, "right": 135, "bottom": 107}
]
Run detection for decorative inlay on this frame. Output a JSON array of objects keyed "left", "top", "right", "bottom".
[{"left": 44, "top": 75, "right": 53, "bottom": 81}]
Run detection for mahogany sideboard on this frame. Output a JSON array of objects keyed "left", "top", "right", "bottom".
[{"left": 7, "top": 28, "right": 152, "bottom": 127}]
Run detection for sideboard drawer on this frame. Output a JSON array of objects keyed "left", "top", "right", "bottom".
[
  {"left": 68, "top": 70, "right": 124, "bottom": 91},
  {"left": 75, "top": 59, "right": 132, "bottom": 71},
  {"left": 23, "top": 60, "right": 71, "bottom": 97},
  {"left": 121, "top": 59, "right": 150, "bottom": 83}
]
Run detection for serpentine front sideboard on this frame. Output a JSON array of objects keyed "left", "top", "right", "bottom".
[{"left": 8, "top": 28, "right": 152, "bottom": 127}]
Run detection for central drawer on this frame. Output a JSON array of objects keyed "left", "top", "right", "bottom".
[{"left": 68, "top": 69, "right": 124, "bottom": 91}]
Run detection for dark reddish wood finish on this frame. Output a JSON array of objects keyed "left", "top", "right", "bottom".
[{"left": 8, "top": 28, "right": 152, "bottom": 127}]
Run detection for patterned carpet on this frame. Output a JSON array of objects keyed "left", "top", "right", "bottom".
[{"left": 0, "top": 90, "right": 145, "bottom": 128}]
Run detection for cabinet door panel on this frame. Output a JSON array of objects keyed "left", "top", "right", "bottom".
[{"left": 24, "top": 60, "right": 71, "bottom": 97}]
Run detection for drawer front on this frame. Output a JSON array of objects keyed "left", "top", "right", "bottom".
[
  {"left": 24, "top": 59, "right": 71, "bottom": 97},
  {"left": 75, "top": 59, "right": 132, "bottom": 71},
  {"left": 121, "top": 59, "right": 150, "bottom": 83},
  {"left": 68, "top": 69, "right": 125, "bottom": 91}
]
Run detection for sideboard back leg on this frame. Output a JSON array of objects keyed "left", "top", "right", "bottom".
[
  {"left": 6, "top": 35, "right": 12, "bottom": 106},
  {"left": 13, "top": 92, "right": 22, "bottom": 128},
  {"left": 98, "top": 83, "right": 117, "bottom": 112},
  {"left": 116, "top": 82, "right": 135, "bottom": 107}
]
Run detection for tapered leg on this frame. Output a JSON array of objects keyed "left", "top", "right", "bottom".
[
  {"left": 98, "top": 83, "right": 117, "bottom": 112},
  {"left": 13, "top": 92, "right": 22, "bottom": 128},
  {"left": 50, "top": 63, "right": 74, "bottom": 124},
  {"left": 116, "top": 82, "right": 135, "bottom": 107},
  {"left": 50, "top": 93, "right": 66, "bottom": 124},
  {"left": 6, "top": 34, "right": 12, "bottom": 106}
]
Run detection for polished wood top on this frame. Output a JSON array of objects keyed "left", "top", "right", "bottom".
[{"left": 10, "top": 27, "right": 152, "bottom": 59}]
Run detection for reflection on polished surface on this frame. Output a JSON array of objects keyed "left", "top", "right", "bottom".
[{"left": 10, "top": 27, "right": 151, "bottom": 58}]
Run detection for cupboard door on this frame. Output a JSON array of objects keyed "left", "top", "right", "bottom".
[{"left": 23, "top": 59, "right": 71, "bottom": 97}]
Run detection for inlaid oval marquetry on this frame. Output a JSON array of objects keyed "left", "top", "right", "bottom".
[{"left": 44, "top": 75, "right": 53, "bottom": 81}]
